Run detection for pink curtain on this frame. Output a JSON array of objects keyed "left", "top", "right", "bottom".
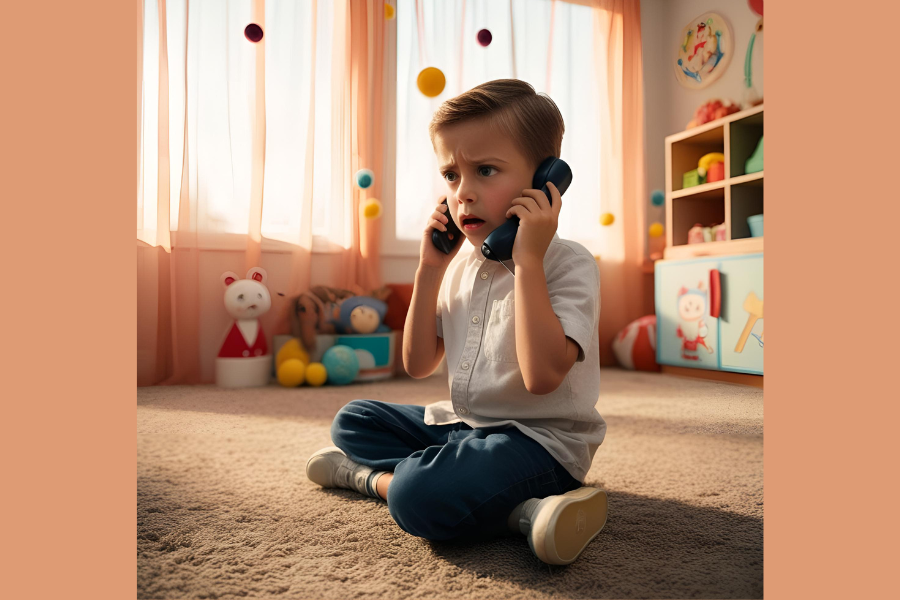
[
  {"left": 341, "top": 0, "right": 384, "bottom": 292},
  {"left": 590, "top": 0, "right": 650, "bottom": 365},
  {"left": 137, "top": 0, "right": 385, "bottom": 385}
]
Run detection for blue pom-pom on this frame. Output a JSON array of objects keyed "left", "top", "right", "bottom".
[
  {"left": 355, "top": 169, "right": 374, "bottom": 189},
  {"left": 651, "top": 189, "right": 665, "bottom": 207}
]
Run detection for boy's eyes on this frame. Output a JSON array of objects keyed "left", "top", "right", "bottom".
[{"left": 442, "top": 166, "right": 497, "bottom": 182}]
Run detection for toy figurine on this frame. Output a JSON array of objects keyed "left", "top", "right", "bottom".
[{"left": 215, "top": 267, "right": 272, "bottom": 388}]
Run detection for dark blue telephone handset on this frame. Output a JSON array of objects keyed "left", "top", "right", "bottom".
[{"left": 431, "top": 156, "right": 573, "bottom": 263}]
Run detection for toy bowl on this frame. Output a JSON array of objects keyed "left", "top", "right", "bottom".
[{"left": 747, "top": 214, "right": 764, "bottom": 237}]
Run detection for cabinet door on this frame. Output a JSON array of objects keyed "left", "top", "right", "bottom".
[
  {"left": 717, "top": 254, "right": 764, "bottom": 374},
  {"left": 655, "top": 257, "right": 721, "bottom": 370}
]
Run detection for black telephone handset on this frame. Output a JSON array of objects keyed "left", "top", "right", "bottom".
[{"left": 431, "top": 157, "right": 573, "bottom": 263}]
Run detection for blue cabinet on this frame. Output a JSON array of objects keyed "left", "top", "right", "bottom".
[{"left": 655, "top": 254, "right": 763, "bottom": 375}]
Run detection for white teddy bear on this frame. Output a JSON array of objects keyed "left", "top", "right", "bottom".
[{"left": 215, "top": 267, "right": 272, "bottom": 388}]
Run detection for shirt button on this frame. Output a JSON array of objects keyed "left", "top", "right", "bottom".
[
  {"left": 472, "top": 315, "right": 480, "bottom": 324},
  {"left": 480, "top": 272, "right": 489, "bottom": 280},
  {"left": 462, "top": 362, "right": 470, "bottom": 370},
  {"left": 458, "top": 407, "right": 469, "bottom": 415}
]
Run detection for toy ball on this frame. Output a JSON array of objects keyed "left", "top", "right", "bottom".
[
  {"left": 354, "top": 349, "right": 377, "bottom": 370},
  {"left": 362, "top": 198, "right": 383, "bottom": 220},
  {"left": 276, "top": 338, "right": 309, "bottom": 369},
  {"left": 244, "top": 24, "right": 264, "bottom": 43},
  {"left": 384, "top": 3, "right": 396, "bottom": 19},
  {"left": 651, "top": 189, "right": 665, "bottom": 207},
  {"left": 305, "top": 363, "right": 328, "bottom": 387},
  {"left": 277, "top": 359, "right": 306, "bottom": 387},
  {"left": 322, "top": 345, "right": 360, "bottom": 385},
  {"left": 355, "top": 168, "right": 374, "bottom": 189},
  {"left": 649, "top": 222, "right": 664, "bottom": 238},
  {"left": 477, "top": 29, "right": 492, "bottom": 47},
  {"left": 600, "top": 212, "right": 615, "bottom": 226},
  {"left": 417, "top": 67, "right": 446, "bottom": 98},
  {"left": 612, "top": 315, "right": 660, "bottom": 372}
]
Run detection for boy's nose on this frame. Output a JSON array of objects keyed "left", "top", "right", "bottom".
[{"left": 456, "top": 179, "right": 477, "bottom": 203}]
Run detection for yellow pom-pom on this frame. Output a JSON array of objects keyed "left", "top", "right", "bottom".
[
  {"left": 600, "top": 212, "right": 615, "bottom": 226},
  {"left": 362, "top": 198, "right": 383, "bottom": 220},
  {"left": 276, "top": 338, "right": 309, "bottom": 370},
  {"left": 305, "top": 362, "right": 328, "bottom": 387},
  {"left": 417, "top": 67, "right": 446, "bottom": 98},
  {"left": 384, "top": 3, "right": 395, "bottom": 20},
  {"left": 277, "top": 359, "right": 306, "bottom": 387},
  {"left": 649, "top": 222, "right": 664, "bottom": 238}
]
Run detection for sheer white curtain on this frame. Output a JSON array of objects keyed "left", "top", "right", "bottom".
[
  {"left": 391, "top": 0, "right": 604, "bottom": 254},
  {"left": 137, "top": 0, "right": 347, "bottom": 251}
]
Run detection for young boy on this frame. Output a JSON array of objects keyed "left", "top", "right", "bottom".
[{"left": 306, "top": 79, "right": 607, "bottom": 566}]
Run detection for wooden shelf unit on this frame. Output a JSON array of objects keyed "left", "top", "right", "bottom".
[{"left": 664, "top": 105, "right": 764, "bottom": 260}]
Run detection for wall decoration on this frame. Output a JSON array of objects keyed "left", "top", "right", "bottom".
[{"left": 674, "top": 13, "right": 733, "bottom": 89}]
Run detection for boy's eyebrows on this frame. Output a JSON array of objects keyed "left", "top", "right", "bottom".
[{"left": 439, "top": 156, "right": 509, "bottom": 170}]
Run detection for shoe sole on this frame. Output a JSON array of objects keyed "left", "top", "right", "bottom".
[
  {"left": 530, "top": 487, "right": 608, "bottom": 565},
  {"left": 305, "top": 446, "right": 346, "bottom": 488}
]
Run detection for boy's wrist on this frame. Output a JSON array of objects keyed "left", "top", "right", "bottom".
[
  {"left": 415, "top": 265, "right": 445, "bottom": 288},
  {"left": 513, "top": 257, "right": 544, "bottom": 276}
]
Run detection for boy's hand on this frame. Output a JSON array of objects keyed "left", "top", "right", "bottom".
[
  {"left": 507, "top": 181, "right": 562, "bottom": 270},
  {"left": 419, "top": 196, "right": 462, "bottom": 272}
]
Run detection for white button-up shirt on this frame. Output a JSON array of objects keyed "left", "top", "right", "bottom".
[{"left": 425, "top": 235, "right": 606, "bottom": 482}]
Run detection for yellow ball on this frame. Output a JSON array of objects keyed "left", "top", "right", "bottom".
[
  {"left": 417, "top": 67, "right": 446, "bottom": 98},
  {"left": 276, "top": 338, "right": 309, "bottom": 370},
  {"left": 277, "top": 359, "right": 306, "bottom": 387},
  {"left": 362, "top": 198, "right": 383, "bottom": 220},
  {"left": 600, "top": 212, "right": 615, "bottom": 226},
  {"left": 305, "top": 363, "right": 328, "bottom": 387},
  {"left": 649, "top": 222, "right": 665, "bottom": 238},
  {"left": 384, "top": 3, "right": 395, "bottom": 20}
]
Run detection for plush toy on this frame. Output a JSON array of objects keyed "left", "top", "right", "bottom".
[
  {"left": 290, "top": 285, "right": 393, "bottom": 351},
  {"left": 336, "top": 297, "right": 390, "bottom": 335},
  {"left": 215, "top": 267, "right": 272, "bottom": 388}
]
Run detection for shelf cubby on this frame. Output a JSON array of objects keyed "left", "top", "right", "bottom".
[
  {"left": 730, "top": 176, "right": 764, "bottom": 241},
  {"left": 729, "top": 110, "right": 764, "bottom": 178},
  {"left": 668, "top": 125, "right": 725, "bottom": 192},
  {"left": 671, "top": 187, "right": 726, "bottom": 246}
]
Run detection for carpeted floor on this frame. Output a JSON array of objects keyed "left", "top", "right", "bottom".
[{"left": 138, "top": 368, "right": 763, "bottom": 599}]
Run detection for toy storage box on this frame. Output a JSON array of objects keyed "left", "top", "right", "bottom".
[
  {"left": 272, "top": 332, "right": 397, "bottom": 382},
  {"left": 655, "top": 253, "right": 763, "bottom": 375}
]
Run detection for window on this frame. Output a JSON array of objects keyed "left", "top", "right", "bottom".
[{"left": 390, "top": 0, "right": 603, "bottom": 255}]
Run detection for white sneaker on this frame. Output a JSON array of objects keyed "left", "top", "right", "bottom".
[
  {"left": 524, "top": 487, "right": 608, "bottom": 565},
  {"left": 305, "top": 446, "right": 374, "bottom": 496}
]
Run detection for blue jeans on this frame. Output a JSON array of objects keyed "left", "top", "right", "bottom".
[{"left": 330, "top": 399, "right": 582, "bottom": 542}]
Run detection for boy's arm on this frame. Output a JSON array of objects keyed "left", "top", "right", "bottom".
[
  {"left": 514, "top": 266, "right": 581, "bottom": 395},
  {"left": 402, "top": 267, "right": 446, "bottom": 378},
  {"left": 507, "top": 181, "right": 581, "bottom": 395},
  {"left": 403, "top": 199, "right": 460, "bottom": 378}
]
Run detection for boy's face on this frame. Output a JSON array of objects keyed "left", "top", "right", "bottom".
[{"left": 433, "top": 119, "right": 535, "bottom": 250}]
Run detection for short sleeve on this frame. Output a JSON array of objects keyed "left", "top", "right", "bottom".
[{"left": 546, "top": 251, "right": 600, "bottom": 362}]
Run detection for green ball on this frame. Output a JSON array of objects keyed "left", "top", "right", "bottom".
[
  {"left": 651, "top": 189, "right": 665, "bottom": 207},
  {"left": 321, "top": 345, "right": 360, "bottom": 385},
  {"left": 355, "top": 169, "right": 374, "bottom": 189}
]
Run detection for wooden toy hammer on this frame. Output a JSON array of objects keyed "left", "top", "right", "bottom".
[{"left": 735, "top": 292, "right": 764, "bottom": 353}]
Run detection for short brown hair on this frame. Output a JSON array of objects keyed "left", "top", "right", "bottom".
[{"left": 428, "top": 79, "right": 565, "bottom": 169}]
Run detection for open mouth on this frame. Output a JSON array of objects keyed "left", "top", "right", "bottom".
[{"left": 461, "top": 216, "right": 485, "bottom": 230}]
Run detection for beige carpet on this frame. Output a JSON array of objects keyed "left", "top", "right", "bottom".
[{"left": 138, "top": 368, "right": 763, "bottom": 599}]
